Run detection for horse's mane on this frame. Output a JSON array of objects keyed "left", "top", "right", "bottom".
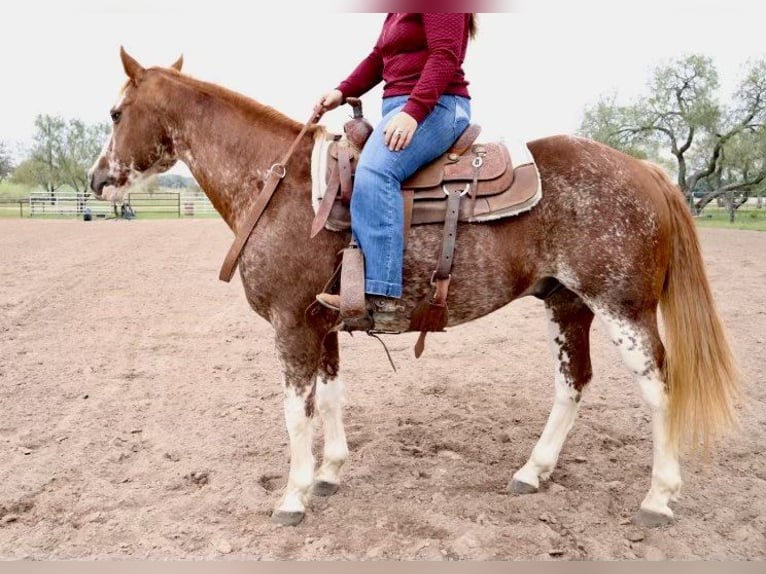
[{"left": 149, "top": 67, "right": 307, "bottom": 134}]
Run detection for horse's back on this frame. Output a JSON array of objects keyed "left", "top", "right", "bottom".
[{"left": 529, "top": 134, "right": 673, "bottom": 215}]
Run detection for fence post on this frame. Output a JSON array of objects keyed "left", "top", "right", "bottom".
[
  {"left": 177, "top": 192, "right": 181, "bottom": 218},
  {"left": 19, "top": 200, "right": 23, "bottom": 218}
]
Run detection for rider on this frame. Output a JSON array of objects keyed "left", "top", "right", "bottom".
[{"left": 315, "top": 13, "right": 476, "bottom": 318}]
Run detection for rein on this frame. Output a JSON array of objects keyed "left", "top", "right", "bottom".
[{"left": 218, "top": 106, "right": 325, "bottom": 282}]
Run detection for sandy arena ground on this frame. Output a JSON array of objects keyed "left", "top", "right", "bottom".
[{"left": 0, "top": 218, "right": 764, "bottom": 560}]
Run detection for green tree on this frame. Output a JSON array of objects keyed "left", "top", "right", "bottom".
[
  {"left": 0, "top": 142, "right": 13, "bottom": 182},
  {"left": 702, "top": 128, "right": 766, "bottom": 221},
  {"left": 60, "top": 118, "right": 111, "bottom": 194},
  {"left": 12, "top": 115, "right": 109, "bottom": 196},
  {"left": 579, "top": 55, "right": 766, "bottom": 212}
]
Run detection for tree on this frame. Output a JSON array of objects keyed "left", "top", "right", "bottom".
[
  {"left": 0, "top": 142, "right": 13, "bottom": 182},
  {"left": 12, "top": 115, "right": 109, "bottom": 196},
  {"left": 579, "top": 55, "right": 766, "bottom": 212},
  {"left": 157, "top": 174, "right": 196, "bottom": 189},
  {"left": 60, "top": 118, "right": 111, "bottom": 194},
  {"left": 695, "top": 127, "right": 766, "bottom": 220},
  {"left": 27, "top": 115, "right": 66, "bottom": 196}
]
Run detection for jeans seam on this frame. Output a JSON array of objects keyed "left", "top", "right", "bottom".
[{"left": 382, "top": 153, "right": 400, "bottom": 292}]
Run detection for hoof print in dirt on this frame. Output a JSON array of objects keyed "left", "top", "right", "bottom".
[
  {"left": 631, "top": 509, "right": 673, "bottom": 527},
  {"left": 509, "top": 479, "right": 538, "bottom": 495},
  {"left": 184, "top": 471, "right": 210, "bottom": 487},
  {"left": 312, "top": 481, "right": 339, "bottom": 497},
  {"left": 271, "top": 510, "right": 305, "bottom": 527}
]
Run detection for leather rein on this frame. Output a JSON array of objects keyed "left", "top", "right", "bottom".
[{"left": 218, "top": 106, "right": 325, "bottom": 282}]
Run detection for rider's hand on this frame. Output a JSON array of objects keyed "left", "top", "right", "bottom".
[
  {"left": 317, "top": 89, "right": 344, "bottom": 112},
  {"left": 384, "top": 111, "right": 417, "bottom": 151}
]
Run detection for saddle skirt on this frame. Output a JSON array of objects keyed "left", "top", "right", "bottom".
[{"left": 310, "top": 125, "right": 542, "bottom": 235}]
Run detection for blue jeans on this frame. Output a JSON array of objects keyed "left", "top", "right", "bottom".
[{"left": 350, "top": 94, "right": 471, "bottom": 298}]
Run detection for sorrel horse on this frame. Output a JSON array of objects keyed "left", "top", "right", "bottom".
[{"left": 88, "top": 49, "right": 739, "bottom": 527}]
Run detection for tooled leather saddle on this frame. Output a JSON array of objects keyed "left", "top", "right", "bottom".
[{"left": 309, "top": 98, "right": 541, "bottom": 357}]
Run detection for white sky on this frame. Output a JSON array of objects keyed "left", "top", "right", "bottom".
[{"left": 2, "top": 0, "right": 765, "bottom": 175}]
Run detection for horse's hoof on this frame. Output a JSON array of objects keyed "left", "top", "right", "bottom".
[
  {"left": 509, "top": 479, "right": 538, "bottom": 495},
  {"left": 631, "top": 509, "right": 673, "bottom": 527},
  {"left": 312, "top": 480, "right": 339, "bottom": 497},
  {"left": 270, "top": 510, "right": 305, "bottom": 527}
]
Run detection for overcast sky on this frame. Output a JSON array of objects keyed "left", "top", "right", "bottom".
[{"left": 2, "top": 0, "right": 765, "bottom": 171}]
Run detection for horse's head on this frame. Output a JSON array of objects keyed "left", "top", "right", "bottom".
[{"left": 88, "top": 47, "right": 183, "bottom": 201}]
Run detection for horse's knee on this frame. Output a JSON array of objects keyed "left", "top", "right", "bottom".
[{"left": 315, "top": 376, "right": 345, "bottom": 413}]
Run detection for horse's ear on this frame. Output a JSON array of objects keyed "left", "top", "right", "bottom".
[
  {"left": 170, "top": 54, "right": 183, "bottom": 72},
  {"left": 120, "top": 46, "right": 145, "bottom": 81}
]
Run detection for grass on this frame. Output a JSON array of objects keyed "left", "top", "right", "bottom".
[
  {"left": 0, "top": 181, "right": 34, "bottom": 200},
  {"left": 0, "top": 202, "right": 25, "bottom": 218},
  {"left": 694, "top": 207, "right": 766, "bottom": 231}
]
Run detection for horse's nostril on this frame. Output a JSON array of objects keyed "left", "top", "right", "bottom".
[{"left": 90, "top": 171, "right": 115, "bottom": 197}]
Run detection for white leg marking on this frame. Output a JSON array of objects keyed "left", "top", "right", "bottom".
[
  {"left": 637, "top": 373, "right": 682, "bottom": 515},
  {"left": 596, "top": 310, "right": 681, "bottom": 518},
  {"left": 513, "top": 310, "right": 582, "bottom": 488},
  {"left": 315, "top": 375, "right": 349, "bottom": 485},
  {"left": 276, "top": 385, "right": 315, "bottom": 514}
]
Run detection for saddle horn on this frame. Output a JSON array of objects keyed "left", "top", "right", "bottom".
[{"left": 343, "top": 97, "right": 373, "bottom": 150}]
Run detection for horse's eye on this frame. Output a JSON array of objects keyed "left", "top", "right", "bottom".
[{"left": 110, "top": 110, "right": 122, "bottom": 123}]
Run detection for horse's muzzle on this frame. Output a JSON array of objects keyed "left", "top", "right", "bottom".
[{"left": 89, "top": 169, "right": 115, "bottom": 199}]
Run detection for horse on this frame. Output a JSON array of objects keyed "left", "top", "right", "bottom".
[{"left": 88, "top": 48, "right": 739, "bottom": 527}]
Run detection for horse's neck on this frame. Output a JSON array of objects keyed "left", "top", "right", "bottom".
[{"left": 168, "top": 80, "right": 305, "bottom": 231}]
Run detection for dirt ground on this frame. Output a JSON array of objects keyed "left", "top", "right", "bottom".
[{"left": 0, "top": 218, "right": 764, "bottom": 560}]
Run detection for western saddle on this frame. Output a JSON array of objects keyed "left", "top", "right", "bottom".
[{"left": 309, "top": 98, "right": 540, "bottom": 357}]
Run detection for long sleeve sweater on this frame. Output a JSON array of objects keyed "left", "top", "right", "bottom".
[{"left": 336, "top": 13, "right": 471, "bottom": 124}]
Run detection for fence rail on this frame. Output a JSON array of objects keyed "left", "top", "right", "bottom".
[
  {"left": 126, "top": 191, "right": 181, "bottom": 216},
  {"left": 0, "top": 199, "right": 27, "bottom": 217},
  {"left": 29, "top": 192, "right": 114, "bottom": 217},
  {"left": 17, "top": 190, "right": 217, "bottom": 218}
]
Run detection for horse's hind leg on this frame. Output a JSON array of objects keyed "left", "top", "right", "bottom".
[
  {"left": 594, "top": 306, "right": 681, "bottom": 525},
  {"left": 313, "top": 332, "right": 349, "bottom": 497},
  {"left": 511, "top": 289, "right": 594, "bottom": 493}
]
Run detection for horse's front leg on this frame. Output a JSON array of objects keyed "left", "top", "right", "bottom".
[
  {"left": 271, "top": 325, "right": 323, "bottom": 526},
  {"left": 313, "top": 332, "right": 349, "bottom": 496}
]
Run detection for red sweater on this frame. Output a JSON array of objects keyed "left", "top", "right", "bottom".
[{"left": 336, "top": 13, "right": 471, "bottom": 124}]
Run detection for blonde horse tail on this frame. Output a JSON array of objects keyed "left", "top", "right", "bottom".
[{"left": 646, "top": 162, "right": 740, "bottom": 450}]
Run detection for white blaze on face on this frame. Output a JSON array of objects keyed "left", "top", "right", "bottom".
[{"left": 105, "top": 90, "right": 128, "bottom": 182}]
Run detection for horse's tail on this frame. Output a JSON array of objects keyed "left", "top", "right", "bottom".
[{"left": 646, "top": 162, "right": 739, "bottom": 450}]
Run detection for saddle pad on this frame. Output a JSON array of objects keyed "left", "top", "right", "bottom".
[
  {"left": 310, "top": 127, "right": 336, "bottom": 214},
  {"left": 310, "top": 129, "right": 543, "bottom": 224}
]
